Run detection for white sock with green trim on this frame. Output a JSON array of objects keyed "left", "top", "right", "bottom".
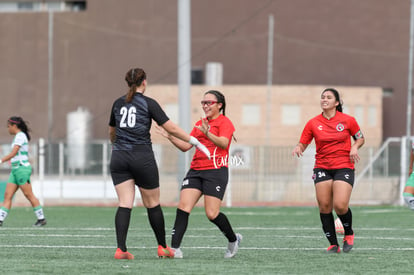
[
  {"left": 33, "top": 206, "right": 45, "bottom": 220},
  {"left": 0, "top": 207, "right": 9, "bottom": 222},
  {"left": 403, "top": 193, "right": 414, "bottom": 210}
]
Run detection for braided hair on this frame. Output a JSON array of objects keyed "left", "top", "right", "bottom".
[
  {"left": 8, "top": 116, "right": 31, "bottom": 141},
  {"left": 125, "top": 68, "right": 147, "bottom": 103}
]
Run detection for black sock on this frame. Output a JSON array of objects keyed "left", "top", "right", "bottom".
[
  {"left": 338, "top": 208, "right": 354, "bottom": 236},
  {"left": 115, "top": 207, "right": 131, "bottom": 252},
  {"left": 210, "top": 212, "right": 237, "bottom": 242},
  {"left": 171, "top": 208, "right": 190, "bottom": 248},
  {"left": 147, "top": 204, "right": 166, "bottom": 248},
  {"left": 320, "top": 212, "right": 338, "bottom": 246}
]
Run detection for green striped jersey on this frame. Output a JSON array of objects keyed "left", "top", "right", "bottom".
[{"left": 11, "top": 132, "right": 30, "bottom": 167}]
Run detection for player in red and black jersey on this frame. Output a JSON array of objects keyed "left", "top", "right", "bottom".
[
  {"left": 158, "top": 90, "right": 242, "bottom": 259},
  {"left": 292, "top": 88, "right": 365, "bottom": 253},
  {"left": 109, "top": 68, "right": 209, "bottom": 260}
]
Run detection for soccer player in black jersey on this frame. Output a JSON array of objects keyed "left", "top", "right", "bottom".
[{"left": 109, "top": 68, "right": 209, "bottom": 260}]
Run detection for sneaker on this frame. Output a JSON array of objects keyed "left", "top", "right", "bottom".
[
  {"left": 33, "top": 219, "right": 47, "bottom": 227},
  {"left": 343, "top": 234, "right": 354, "bottom": 253},
  {"left": 224, "top": 233, "right": 243, "bottom": 258},
  {"left": 158, "top": 245, "right": 174, "bottom": 258},
  {"left": 172, "top": 248, "right": 183, "bottom": 259},
  {"left": 326, "top": 244, "right": 341, "bottom": 253},
  {"left": 114, "top": 248, "right": 134, "bottom": 260}
]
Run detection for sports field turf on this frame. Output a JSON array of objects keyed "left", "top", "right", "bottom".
[{"left": 0, "top": 205, "right": 412, "bottom": 274}]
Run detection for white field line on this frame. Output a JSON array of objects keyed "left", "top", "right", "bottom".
[
  {"left": 0, "top": 244, "right": 413, "bottom": 251},
  {"left": 1, "top": 226, "right": 413, "bottom": 232}
]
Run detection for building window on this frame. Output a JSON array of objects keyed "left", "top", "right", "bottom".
[
  {"left": 368, "top": 106, "right": 377, "bottom": 127},
  {"left": 0, "top": 1, "right": 86, "bottom": 12},
  {"left": 354, "top": 105, "right": 364, "bottom": 126},
  {"left": 281, "top": 104, "right": 300, "bottom": 125},
  {"left": 164, "top": 104, "right": 178, "bottom": 124},
  {"left": 242, "top": 104, "right": 261, "bottom": 125},
  {"left": 382, "top": 88, "right": 393, "bottom": 98}
]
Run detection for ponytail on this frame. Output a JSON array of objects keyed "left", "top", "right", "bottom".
[
  {"left": 125, "top": 68, "right": 146, "bottom": 103},
  {"left": 8, "top": 116, "right": 31, "bottom": 141}
]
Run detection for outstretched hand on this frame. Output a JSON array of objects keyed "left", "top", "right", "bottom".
[
  {"left": 194, "top": 117, "right": 209, "bottom": 135},
  {"left": 292, "top": 144, "right": 303, "bottom": 158},
  {"left": 154, "top": 125, "right": 169, "bottom": 139}
]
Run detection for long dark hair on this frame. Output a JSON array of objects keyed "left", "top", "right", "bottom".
[
  {"left": 204, "top": 90, "right": 237, "bottom": 141},
  {"left": 8, "top": 116, "right": 31, "bottom": 141},
  {"left": 204, "top": 90, "right": 227, "bottom": 116},
  {"left": 322, "top": 88, "right": 343, "bottom": 112},
  {"left": 125, "top": 68, "right": 146, "bottom": 103}
]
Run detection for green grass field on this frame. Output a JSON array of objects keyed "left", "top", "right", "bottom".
[{"left": 0, "top": 205, "right": 412, "bottom": 274}]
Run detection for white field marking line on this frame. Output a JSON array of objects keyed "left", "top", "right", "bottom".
[
  {"left": 1, "top": 226, "right": 414, "bottom": 232},
  {"left": 2, "top": 233, "right": 414, "bottom": 241},
  {"left": 0, "top": 227, "right": 113, "bottom": 231},
  {"left": 0, "top": 244, "right": 414, "bottom": 251},
  {"left": 0, "top": 234, "right": 107, "bottom": 237}
]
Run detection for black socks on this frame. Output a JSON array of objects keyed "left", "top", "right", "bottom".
[
  {"left": 171, "top": 208, "right": 190, "bottom": 248},
  {"left": 320, "top": 212, "right": 338, "bottom": 246},
  {"left": 115, "top": 207, "right": 131, "bottom": 252},
  {"left": 210, "top": 212, "right": 237, "bottom": 242},
  {"left": 147, "top": 204, "right": 167, "bottom": 248},
  {"left": 338, "top": 208, "right": 354, "bottom": 236}
]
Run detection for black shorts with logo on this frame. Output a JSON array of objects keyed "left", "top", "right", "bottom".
[
  {"left": 110, "top": 145, "right": 159, "bottom": 189},
  {"left": 182, "top": 167, "right": 228, "bottom": 200},
  {"left": 312, "top": 168, "right": 355, "bottom": 187}
]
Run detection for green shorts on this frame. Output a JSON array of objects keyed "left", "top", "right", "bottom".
[
  {"left": 8, "top": 166, "right": 32, "bottom": 186},
  {"left": 406, "top": 172, "right": 414, "bottom": 188}
]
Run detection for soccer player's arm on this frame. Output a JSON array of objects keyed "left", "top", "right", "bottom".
[
  {"left": 108, "top": 102, "right": 117, "bottom": 144},
  {"left": 293, "top": 121, "right": 312, "bottom": 157},
  {"left": 202, "top": 119, "right": 234, "bottom": 150},
  {"left": 0, "top": 145, "right": 20, "bottom": 164},
  {"left": 160, "top": 120, "right": 193, "bottom": 152},
  {"left": 148, "top": 98, "right": 193, "bottom": 151},
  {"left": 350, "top": 118, "right": 365, "bottom": 163},
  {"left": 109, "top": 126, "right": 116, "bottom": 144}
]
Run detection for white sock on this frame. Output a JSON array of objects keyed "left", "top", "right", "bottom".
[
  {"left": 404, "top": 195, "right": 414, "bottom": 210},
  {"left": 34, "top": 207, "right": 45, "bottom": 220},
  {"left": 0, "top": 208, "right": 9, "bottom": 222}
]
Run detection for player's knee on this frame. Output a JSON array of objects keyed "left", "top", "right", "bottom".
[{"left": 205, "top": 210, "right": 220, "bottom": 220}]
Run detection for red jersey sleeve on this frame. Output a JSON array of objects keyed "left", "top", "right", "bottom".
[
  {"left": 348, "top": 116, "right": 361, "bottom": 137},
  {"left": 299, "top": 119, "right": 315, "bottom": 145}
]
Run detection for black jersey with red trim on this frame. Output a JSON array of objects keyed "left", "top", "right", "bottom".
[{"left": 109, "top": 93, "right": 169, "bottom": 150}]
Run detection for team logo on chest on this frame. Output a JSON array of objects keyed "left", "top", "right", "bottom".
[{"left": 336, "top": 123, "right": 344, "bottom": 132}]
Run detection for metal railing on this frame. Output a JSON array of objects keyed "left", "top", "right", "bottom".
[{"left": 0, "top": 138, "right": 405, "bottom": 206}]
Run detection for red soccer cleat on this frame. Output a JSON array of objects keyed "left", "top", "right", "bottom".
[
  {"left": 114, "top": 248, "right": 134, "bottom": 260},
  {"left": 343, "top": 234, "right": 354, "bottom": 253},
  {"left": 158, "top": 245, "right": 175, "bottom": 258},
  {"left": 326, "top": 244, "right": 341, "bottom": 253}
]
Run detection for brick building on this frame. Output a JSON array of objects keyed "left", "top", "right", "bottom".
[{"left": 0, "top": 0, "right": 407, "bottom": 144}]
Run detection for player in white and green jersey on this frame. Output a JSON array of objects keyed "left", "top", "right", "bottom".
[
  {"left": 0, "top": 116, "right": 46, "bottom": 226},
  {"left": 403, "top": 140, "right": 414, "bottom": 210}
]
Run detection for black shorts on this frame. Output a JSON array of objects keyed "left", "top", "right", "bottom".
[
  {"left": 110, "top": 146, "right": 159, "bottom": 189},
  {"left": 312, "top": 168, "right": 355, "bottom": 187},
  {"left": 182, "top": 167, "right": 228, "bottom": 200}
]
